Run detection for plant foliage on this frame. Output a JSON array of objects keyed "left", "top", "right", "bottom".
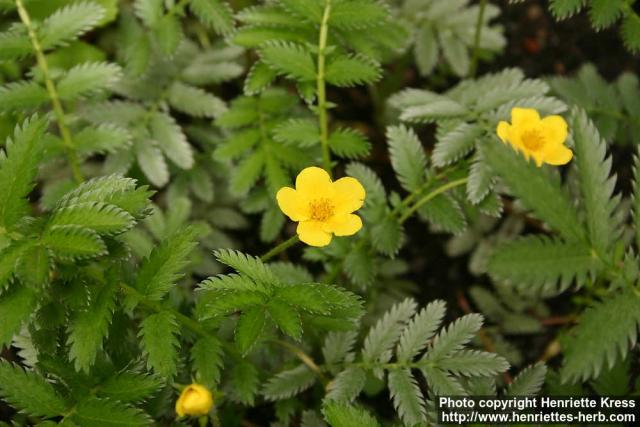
[{"left": 1, "top": 0, "right": 639, "bottom": 425}]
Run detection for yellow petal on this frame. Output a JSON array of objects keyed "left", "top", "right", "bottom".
[
  {"left": 532, "top": 152, "right": 544, "bottom": 167},
  {"left": 295, "top": 166, "right": 332, "bottom": 197},
  {"left": 541, "top": 115, "right": 568, "bottom": 145},
  {"left": 511, "top": 108, "right": 540, "bottom": 127},
  {"left": 544, "top": 144, "right": 573, "bottom": 165},
  {"left": 176, "top": 394, "right": 185, "bottom": 417},
  {"left": 324, "top": 214, "right": 362, "bottom": 236},
  {"left": 276, "top": 187, "right": 309, "bottom": 221},
  {"left": 496, "top": 121, "right": 510, "bottom": 142},
  {"left": 297, "top": 221, "right": 332, "bottom": 247},
  {"left": 332, "top": 177, "right": 366, "bottom": 214}
]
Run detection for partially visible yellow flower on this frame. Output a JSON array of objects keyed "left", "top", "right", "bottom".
[
  {"left": 276, "top": 167, "right": 365, "bottom": 247},
  {"left": 496, "top": 107, "right": 572, "bottom": 167},
  {"left": 175, "top": 383, "right": 213, "bottom": 417}
]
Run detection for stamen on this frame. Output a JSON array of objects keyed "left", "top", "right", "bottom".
[
  {"left": 521, "top": 128, "right": 546, "bottom": 151},
  {"left": 308, "top": 198, "right": 334, "bottom": 221}
]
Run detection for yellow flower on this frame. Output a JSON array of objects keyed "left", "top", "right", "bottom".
[
  {"left": 175, "top": 383, "right": 213, "bottom": 417},
  {"left": 496, "top": 107, "right": 572, "bottom": 167},
  {"left": 276, "top": 166, "right": 365, "bottom": 247}
]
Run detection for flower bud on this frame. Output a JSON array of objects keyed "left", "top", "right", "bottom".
[{"left": 175, "top": 383, "right": 213, "bottom": 417}]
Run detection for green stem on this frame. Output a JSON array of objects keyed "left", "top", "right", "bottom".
[
  {"left": 390, "top": 178, "right": 434, "bottom": 218},
  {"left": 15, "top": 0, "right": 84, "bottom": 183},
  {"left": 468, "top": 0, "right": 487, "bottom": 77},
  {"left": 268, "top": 339, "right": 327, "bottom": 383},
  {"left": 141, "top": 86, "right": 172, "bottom": 125},
  {"left": 316, "top": 0, "right": 332, "bottom": 175},
  {"left": 586, "top": 106, "right": 636, "bottom": 126},
  {"left": 325, "top": 173, "right": 466, "bottom": 283},
  {"left": 116, "top": 284, "right": 252, "bottom": 414},
  {"left": 167, "top": 0, "right": 191, "bottom": 16},
  {"left": 389, "top": 168, "right": 458, "bottom": 218},
  {"left": 323, "top": 237, "right": 366, "bottom": 284},
  {"left": 195, "top": 23, "right": 212, "bottom": 49},
  {"left": 349, "top": 360, "right": 435, "bottom": 371},
  {"left": 260, "top": 235, "right": 300, "bottom": 262},
  {"left": 323, "top": 260, "right": 343, "bottom": 284},
  {"left": 120, "top": 283, "right": 328, "bottom": 389},
  {"left": 398, "top": 178, "right": 468, "bottom": 224},
  {"left": 119, "top": 282, "right": 212, "bottom": 339}
]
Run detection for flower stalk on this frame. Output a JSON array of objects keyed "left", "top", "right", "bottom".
[
  {"left": 260, "top": 235, "right": 300, "bottom": 262},
  {"left": 316, "top": 0, "right": 333, "bottom": 175},
  {"left": 469, "top": 0, "right": 487, "bottom": 77},
  {"left": 324, "top": 174, "right": 467, "bottom": 283}
]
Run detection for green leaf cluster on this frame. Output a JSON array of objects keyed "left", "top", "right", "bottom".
[
  {"left": 391, "top": 68, "right": 566, "bottom": 211},
  {"left": 196, "top": 249, "right": 364, "bottom": 354},
  {"left": 1, "top": 0, "right": 639, "bottom": 425},
  {"left": 398, "top": 0, "right": 506, "bottom": 76},
  {"left": 325, "top": 299, "right": 509, "bottom": 426},
  {"left": 84, "top": 39, "right": 241, "bottom": 187},
  {"left": 134, "top": 0, "right": 233, "bottom": 58},
  {"left": 235, "top": 0, "right": 402, "bottom": 94},
  {"left": 548, "top": 0, "right": 640, "bottom": 53},
  {"left": 549, "top": 64, "right": 640, "bottom": 145}
]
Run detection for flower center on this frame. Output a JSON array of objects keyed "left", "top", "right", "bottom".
[
  {"left": 308, "top": 198, "right": 334, "bottom": 221},
  {"left": 521, "top": 128, "right": 546, "bottom": 151}
]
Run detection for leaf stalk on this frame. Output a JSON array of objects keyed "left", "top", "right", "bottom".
[
  {"left": 15, "top": 0, "right": 84, "bottom": 183},
  {"left": 399, "top": 178, "right": 469, "bottom": 223}
]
